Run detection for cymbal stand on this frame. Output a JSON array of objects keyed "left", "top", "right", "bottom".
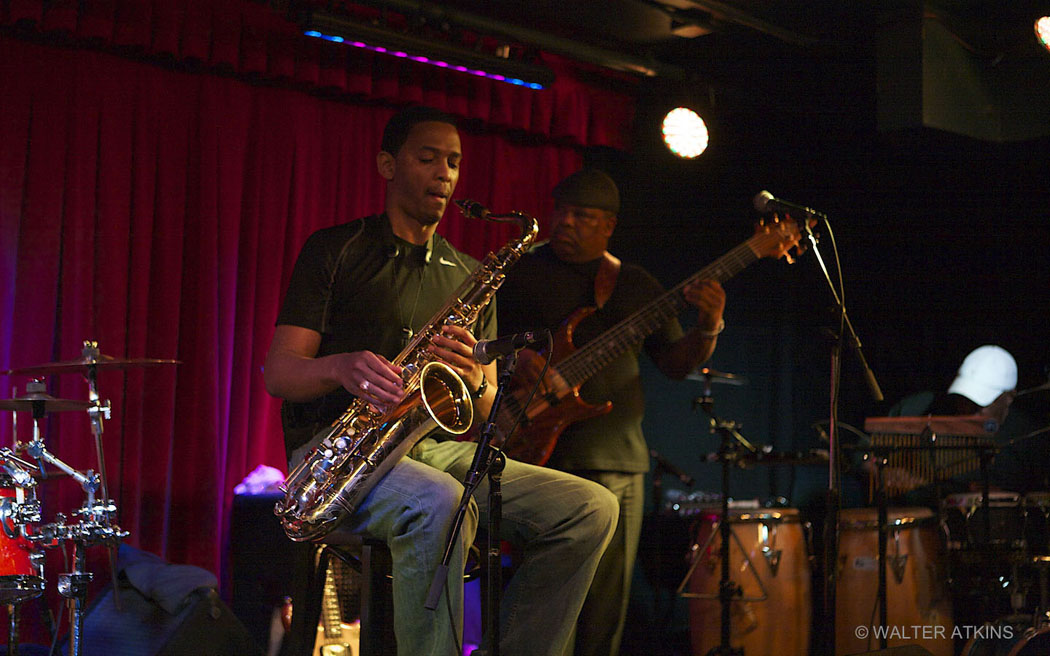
[
  {"left": 77, "top": 341, "right": 122, "bottom": 609},
  {"left": 686, "top": 388, "right": 760, "bottom": 656}
]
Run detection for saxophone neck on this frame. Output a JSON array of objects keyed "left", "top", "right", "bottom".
[{"left": 454, "top": 200, "right": 538, "bottom": 247}]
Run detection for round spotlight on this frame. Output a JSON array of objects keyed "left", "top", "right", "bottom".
[
  {"left": 662, "top": 107, "right": 709, "bottom": 159},
  {"left": 1036, "top": 16, "right": 1050, "bottom": 52}
]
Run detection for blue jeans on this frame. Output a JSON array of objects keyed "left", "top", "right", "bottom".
[{"left": 333, "top": 438, "right": 619, "bottom": 656}]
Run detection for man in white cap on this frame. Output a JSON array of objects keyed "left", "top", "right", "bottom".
[{"left": 892, "top": 344, "right": 1017, "bottom": 429}]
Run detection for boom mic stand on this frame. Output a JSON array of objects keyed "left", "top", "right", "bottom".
[
  {"left": 426, "top": 352, "right": 517, "bottom": 656},
  {"left": 795, "top": 212, "right": 883, "bottom": 656}
]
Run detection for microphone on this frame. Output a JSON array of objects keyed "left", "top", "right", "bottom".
[
  {"left": 752, "top": 190, "right": 827, "bottom": 218},
  {"left": 472, "top": 330, "right": 549, "bottom": 365},
  {"left": 454, "top": 199, "right": 490, "bottom": 220}
]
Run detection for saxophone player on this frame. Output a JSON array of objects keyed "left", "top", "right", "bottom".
[{"left": 264, "top": 106, "right": 618, "bottom": 656}]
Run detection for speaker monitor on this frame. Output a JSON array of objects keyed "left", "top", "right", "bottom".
[{"left": 61, "top": 584, "right": 263, "bottom": 656}]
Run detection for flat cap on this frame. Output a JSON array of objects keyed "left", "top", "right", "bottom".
[{"left": 552, "top": 169, "right": 620, "bottom": 214}]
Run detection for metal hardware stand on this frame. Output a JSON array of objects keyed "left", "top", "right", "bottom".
[
  {"left": 677, "top": 383, "right": 760, "bottom": 656},
  {"left": 427, "top": 353, "right": 517, "bottom": 656}
]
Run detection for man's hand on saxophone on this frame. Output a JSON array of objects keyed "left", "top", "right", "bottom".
[
  {"left": 264, "top": 324, "right": 404, "bottom": 407},
  {"left": 345, "top": 351, "right": 405, "bottom": 409},
  {"left": 429, "top": 323, "right": 496, "bottom": 414}
]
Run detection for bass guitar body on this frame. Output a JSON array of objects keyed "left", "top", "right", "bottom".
[{"left": 502, "top": 307, "right": 611, "bottom": 465}]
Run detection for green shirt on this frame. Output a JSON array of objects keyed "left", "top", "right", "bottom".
[
  {"left": 496, "top": 243, "right": 683, "bottom": 473},
  {"left": 276, "top": 214, "right": 497, "bottom": 454}
]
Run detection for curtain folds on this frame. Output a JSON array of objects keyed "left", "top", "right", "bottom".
[
  {"left": 0, "top": 1, "right": 632, "bottom": 585},
  {"left": 0, "top": 0, "right": 636, "bottom": 149}
]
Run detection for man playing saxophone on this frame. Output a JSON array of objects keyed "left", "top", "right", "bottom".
[{"left": 264, "top": 105, "right": 618, "bottom": 656}]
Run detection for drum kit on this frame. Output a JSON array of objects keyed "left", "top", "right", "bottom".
[
  {"left": 0, "top": 340, "right": 177, "bottom": 656},
  {"left": 659, "top": 368, "right": 1050, "bottom": 656}
]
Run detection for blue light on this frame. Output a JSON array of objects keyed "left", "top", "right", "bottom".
[{"left": 302, "top": 31, "right": 546, "bottom": 90}]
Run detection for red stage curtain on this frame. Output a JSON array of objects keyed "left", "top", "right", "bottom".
[{"left": 0, "top": 1, "right": 635, "bottom": 587}]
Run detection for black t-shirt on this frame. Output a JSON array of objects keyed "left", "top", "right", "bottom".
[
  {"left": 496, "top": 243, "right": 683, "bottom": 473},
  {"left": 275, "top": 214, "right": 497, "bottom": 453}
]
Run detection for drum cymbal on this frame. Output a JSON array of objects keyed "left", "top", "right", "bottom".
[
  {"left": 4, "top": 354, "right": 180, "bottom": 376},
  {"left": 0, "top": 392, "right": 91, "bottom": 413},
  {"left": 1017, "top": 380, "right": 1050, "bottom": 397},
  {"left": 686, "top": 367, "right": 747, "bottom": 386}
]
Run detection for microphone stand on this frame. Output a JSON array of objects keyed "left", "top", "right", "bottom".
[
  {"left": 796, "top": 212, "right": 883, "bottom": 656},
  {"left": 426, "top": 353, "right": 517, "bottom": 656}
]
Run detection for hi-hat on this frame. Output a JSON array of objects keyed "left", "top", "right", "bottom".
[
  {"left": 686, "top": 367, "right": 747, "bottom": 386},
  {"left": 0, "top": 392, "right": 91, "bottom": 413},
  {"left": 4, "top": 354, "right": 180, "bottom": 376}
]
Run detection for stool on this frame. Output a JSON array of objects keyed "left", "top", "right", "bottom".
[{"left": 283, "top": 535, "right": 395, "bottom": 656}]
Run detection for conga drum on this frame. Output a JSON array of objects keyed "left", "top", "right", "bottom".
[
  {"left": 835, "top": 507, "right": 953, "bottom": 656},
  {"left": 961, "top": 616, "right": 1050, "bottom": 655},
  {"left": 685, "top": 507, "right": 811, "bottom": 656}
]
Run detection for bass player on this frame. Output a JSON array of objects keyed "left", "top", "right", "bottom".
[{"left": 496, "top": 168, "right": 726, "bottom": 656}]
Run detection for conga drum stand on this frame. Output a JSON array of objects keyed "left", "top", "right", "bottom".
[{"left": 679, "top": 390, "right": 760, "bottom": 656}]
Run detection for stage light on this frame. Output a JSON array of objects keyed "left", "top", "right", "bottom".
[
  {"left": 1036, "top": 16, "right": 1050, "bottom": 52},
  {"left": 661, "top": 107, "right": 709, "bottom": 158},
  {"left": 302, "top": 11, "right": 552, "bottom": 90}
]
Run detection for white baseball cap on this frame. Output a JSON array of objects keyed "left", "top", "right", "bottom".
[{"left": 947, "top": 345, "right": 1018, "bottom": 407}]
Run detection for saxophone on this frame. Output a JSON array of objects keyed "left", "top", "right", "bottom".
[{"left": 275, "top": 201, "right": 538, "bottom": 542}]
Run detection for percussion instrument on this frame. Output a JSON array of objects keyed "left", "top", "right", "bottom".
[
  {"left": 863, "top": 415, "right": 998, "bottom": 500},
  {"left": 683, "top": 506, "right": 811, "bottom": 656},
  {"left": 0, "top": 341, "right": 165, "bottom": 656},
  {"left": 943, "top": 491, "right": 1026, "bottom": 550},
  {"left": 0, "top": 393, "right": 91, "bottom": 414},
  {"left": 3, "top": 353, "right": 180, "bottom": 376},
  {"left": 835, "top": 507, "right": 954, "bottom": 656},
  {"left": 0, "top": 476, "right": 43, "bottom": 604},
  {"left": 1023, "top": 492, "right": 1050, "bottom": 555},
  {"left": 960, "top": 616, "right": 1050, "bottom": 655}
]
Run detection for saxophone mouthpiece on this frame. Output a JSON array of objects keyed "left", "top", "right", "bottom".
[{"left": 454, "top": 199, "right": 490, "bottom": 219}]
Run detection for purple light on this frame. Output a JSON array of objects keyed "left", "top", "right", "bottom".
[{"left": 302, "top": 30, "right": 546, "bottom": 89}]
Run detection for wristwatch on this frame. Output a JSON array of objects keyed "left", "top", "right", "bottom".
[{"left": 470, "top": 374, "right": 488, "bottom": 399}]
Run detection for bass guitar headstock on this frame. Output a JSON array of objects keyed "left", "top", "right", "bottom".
[{"left": 750, "top": 213, "right": 816, "bottom": 264}]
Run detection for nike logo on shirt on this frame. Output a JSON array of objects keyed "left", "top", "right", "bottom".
[{"left": 438, "top": 257, "right": 457, "bottom": 267}]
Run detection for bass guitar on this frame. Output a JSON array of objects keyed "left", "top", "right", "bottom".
[
  {"left": 496, "top": 216, "right": 806, "bottom": 465},
  {"left": 313, "top": 560, "right": 360, "bottom": 656}
]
